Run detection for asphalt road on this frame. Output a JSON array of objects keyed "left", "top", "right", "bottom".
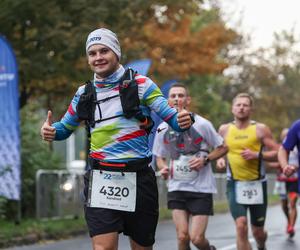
[{"left": 4, "top": 205, "right": 300, "bottom": 250}]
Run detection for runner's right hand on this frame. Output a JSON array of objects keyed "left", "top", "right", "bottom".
[
  {"left": 40, "top": 110, "right": 56, "bottom": 142},
  {"left": 216, "top": 158, "right": 226, "bottom": 171},
  {"left": 159, "top": 167, "right": 169, "bottom": 180}
]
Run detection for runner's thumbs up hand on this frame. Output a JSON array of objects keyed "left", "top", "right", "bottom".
[
  {"left": 40, "top": 110, "right": 56, "bottom": 142},
  {"left": 176, "top": 99, "right": 193, "bottom": 129}
]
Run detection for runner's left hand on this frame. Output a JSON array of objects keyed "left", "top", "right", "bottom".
[
  {"left": 283, "top": 164, "right": 296, "bottom": 177},
  {"left": 241, "top": 148, "right": 258, "bottom": 160},
  {"left": 189, "top": 156, "right": 205, "bottom": 171}
]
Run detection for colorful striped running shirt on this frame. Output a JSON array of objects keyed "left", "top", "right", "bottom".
[{"left": 53, "top": 65, "right": 182, "bottom": 162}]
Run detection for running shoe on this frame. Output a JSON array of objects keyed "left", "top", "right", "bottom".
[{"left": 287, "top": 225, "right": 295, "bottom": 237}]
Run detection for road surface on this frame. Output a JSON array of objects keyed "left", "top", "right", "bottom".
[{"left": 4, "top": 205, "right": 300, "bottom": 250}]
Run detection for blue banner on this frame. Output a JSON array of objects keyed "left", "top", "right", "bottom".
[
  {"left": 0, "top": 35, "right": 20, "bottom": 200},
  {"left": 124, "top": 59, "right": 152, "bottom": 76}
]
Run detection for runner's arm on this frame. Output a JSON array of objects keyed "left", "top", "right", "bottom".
[
  {"left": 52, "top": 87, "right": 84, "bottom": 140},
  {"left": 216, "top": 124, "right": 229, "bottom": 170},
  {"left": 278, "top": 145, "right": 296, "bottom": 177},
  {"left": 257, "top": 123, "right": 279, "bottom": 161},
  {"left": 142, "top": 80, "right": 191, "bottom": 132},
  {"left": 206, "top": 143, "right": 228, "bottom": 162}
]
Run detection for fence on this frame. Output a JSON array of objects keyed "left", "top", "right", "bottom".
[
  {"left": 36, "top": 170, "right": 277, "bottom": 219},
  {"left": 36, "top": 170, "right": 83, "bottom": 219}
]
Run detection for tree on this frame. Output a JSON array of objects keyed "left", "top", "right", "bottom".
[
  {"left": 0, "top": 0, "right": 237, "bottom": 115},
  {"left": 220, "top": 29, "right": 300, "bottom": 137}
]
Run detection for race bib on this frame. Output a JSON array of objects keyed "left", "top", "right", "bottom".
[
  {"left": 88, "top": 170, "right": 136, "bottom": 212},
  {"left": 171, "top": 155, "right": 198, "bottom": 181},
  {"left": 235, "top": 180, "right": 263, "bottom": 205},
  {"left": 273, "top": 181, "right": 287, "bottom": 195}
]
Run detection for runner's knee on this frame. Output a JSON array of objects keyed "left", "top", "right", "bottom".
[
  {"left": 252, "top": 226, "right": 267, "bottom": 241},
  {"left": 190, "top": 233, "right": 206, "bottom": 247},
  {"left": 236, "top": 218, "right": 248, "bottom": 238},
  {"left": 177, "top": 230, "right": 189, "bottom": 244}
]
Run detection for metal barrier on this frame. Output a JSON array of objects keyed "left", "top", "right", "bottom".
[
  {"left": 36, "top": 170, "right": 277, "bottom": 219},
  {"left": 36, "top": 170, "right": 84, "bottom": 219}
]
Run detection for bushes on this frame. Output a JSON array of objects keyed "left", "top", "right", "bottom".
[{"left": 2, "top": 103, "right": 63, "bottom": 220}]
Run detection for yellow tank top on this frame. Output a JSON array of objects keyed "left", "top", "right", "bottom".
[{"left": 225, "top": 122, "right": 262, "bottom": 180}]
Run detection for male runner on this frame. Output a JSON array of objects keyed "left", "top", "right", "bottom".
[
  {"left": 40, "top": 28, "right": 193, "bottom": 250},
  {"left": 153, "top": 83, "right": 228, "bottom": 250},
  {"left": 217, "top": 93, "right": 278, "bottom": 250},
  {"left": 274, "top": 128, "right": 298, "bottom": 237}
]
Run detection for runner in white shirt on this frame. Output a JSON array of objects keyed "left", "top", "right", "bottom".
[{"left": 153, "top": 83, "right": 228, "bottom": 250}]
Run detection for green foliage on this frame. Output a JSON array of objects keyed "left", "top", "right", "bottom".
[
  {"left": 184, "top": 74, "right": 231, "bottom": 128},
  {"left": 0, "top": 0, "right": 233, "bottom": 113},
  {"left": 18, "top": 103, "right": 62, "bottom": 218},
  {"left": 0, "top": 216, "right": 87, "bottom": 248},
  {"left": 220, "top": 29, "right": 300, "bottom": 138},
  {"left": 0, "top": 0, "right": 204, "bottom": 107}
]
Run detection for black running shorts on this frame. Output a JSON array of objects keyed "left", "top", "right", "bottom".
[
  {"left": 83, "top": 165, "right": 159, "bottom": 247},
  {"left": 167, "top": 191, "right": 214, "bottom": 215}
]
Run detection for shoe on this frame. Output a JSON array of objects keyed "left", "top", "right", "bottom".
[
  {"left": 257, "top": 247, "right": 266, "bottom": 250},
  {"left": 210, "top": 245, "right": 217, "bottom": 250},
  {"left": 287, "top": 225, "right": 295, "bottom": 237}
]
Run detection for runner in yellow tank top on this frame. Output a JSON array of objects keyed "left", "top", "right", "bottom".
[
  {"left": 226, "top": 122, "right": 262, "bottom": 180},
  {"left": 216, "top": 93, "right": 279, "bottom": 250}
]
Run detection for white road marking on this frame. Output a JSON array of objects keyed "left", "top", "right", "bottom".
[{"left": 218, "top": 230, "right": 280, "bottom": 250}]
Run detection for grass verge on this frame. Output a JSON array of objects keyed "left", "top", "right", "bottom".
[{"left": 0, "top": 217, "right": 87, "bottom": 248}]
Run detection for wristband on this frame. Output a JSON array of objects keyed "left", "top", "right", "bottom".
[
  {"left": 204, "top": 155, "right": 210, "bottom": 165},
  {"left": 189, "top": 112, "right": 195, "bottom": 124}
]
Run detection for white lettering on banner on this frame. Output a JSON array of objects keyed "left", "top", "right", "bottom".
[
  {"left": 171, "top": 154, "right": 199, "bottom": 181},
  {"left": 235, "top": 180, "right": 264, "bottom": 205},
  {"left": 0, "top": 73, "right": 15, "bottom": 81},
  {"left": 88, "top": 170, "right": 136, "bottom": 212}
]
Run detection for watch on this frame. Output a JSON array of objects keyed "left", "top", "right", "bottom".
[
  {"left": 204, "top": 155, "right": 210, "bottom": 165},
  {"left": 189, "top": 112, "right": 195, "bottom": 124}
]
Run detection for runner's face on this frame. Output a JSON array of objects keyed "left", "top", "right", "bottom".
[
  {"left": 87, "top": 44, "right": 119, "bottom": 79},
  {"left": 168, "top": 87, "right": 190, "bottom": 111},
  {"left": 232, "top": 97, "right": 252, "bottom": 121}
]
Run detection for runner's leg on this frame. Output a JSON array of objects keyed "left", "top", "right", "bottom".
[
  {"left": 172, "top": 209, "right": 190, "bottom": 250},
  {"left": 190, "top": 215, "right": 211, "bottom": 250},
  {"left": 129, "top": 239, "right": 153, "bottom": 250},
  {"left": 235, "top": 216, "right": 252, "bottom": 250},
  {"left": 280, "top": 198, "right": 289, "bottom": 221},
  {"left": 287, "top": 192, "right": 298, "bottom": 236},
  {"left": 92, "top": 232, "right": 119, "bottom": 250},
  {"left": 251, "top": 225, "right": 267, "bottom": 250}
]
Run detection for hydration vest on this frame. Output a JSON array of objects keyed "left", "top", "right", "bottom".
[
  {"left": 163, "top": 124, "right": 208, "bottom": 159},
  {"left": 76, "top": 68, "right": 154, "bottom": 135}
]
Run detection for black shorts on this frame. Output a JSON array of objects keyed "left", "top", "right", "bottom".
[
  {"left": 167, "top": 191, "right": 213, "bottom": 215},
  {"left": 286, "top": 181, "right": 299, "bottom": 193},
  {"left": 83, "top": 166, "right": 159, "bottom": 247}
]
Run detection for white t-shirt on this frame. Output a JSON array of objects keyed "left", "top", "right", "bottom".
[{"left": 153, "top": 114, "right": 223, "bottom": 193}]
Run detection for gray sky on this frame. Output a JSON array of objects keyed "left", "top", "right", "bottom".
[{"left": 220, "top": 0, "right": 300, "bottom": 48}]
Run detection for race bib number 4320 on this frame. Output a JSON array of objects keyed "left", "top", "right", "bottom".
[
  {"left": 88, "top": 170, "right": 136, "bottom": 212},
  {"left": 235, "top": 180, "right": 263, "bottom": 205}
]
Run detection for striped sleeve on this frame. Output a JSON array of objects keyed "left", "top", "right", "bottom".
[
  {"left": 53, "top": 85, "right": 85, "bottom": 140},
  {"left": 140, "top": 77, "right": 184, "bottom": 132}
]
